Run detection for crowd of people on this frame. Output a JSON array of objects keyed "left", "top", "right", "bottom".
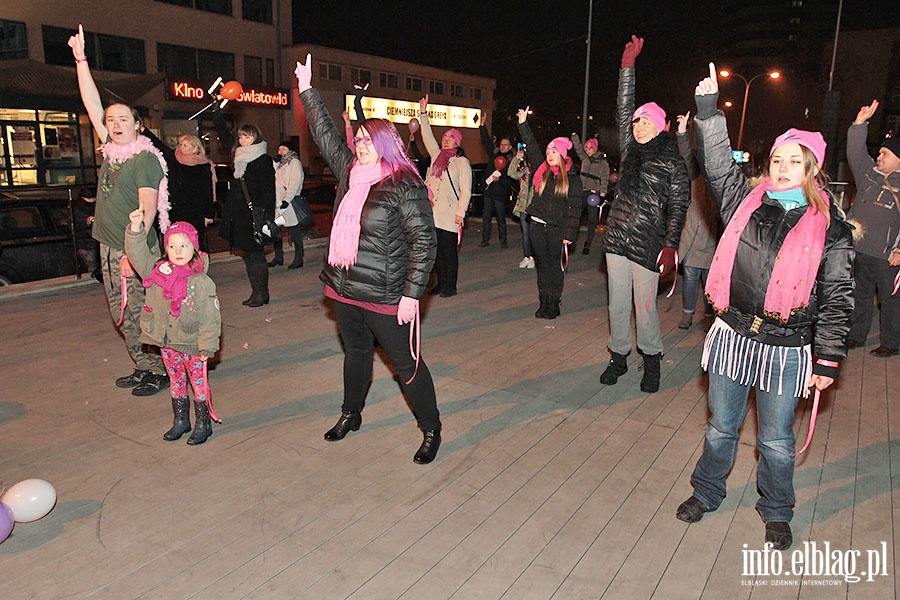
[{"left": 68, "top": 23, "right": 900, "bottom": 550}]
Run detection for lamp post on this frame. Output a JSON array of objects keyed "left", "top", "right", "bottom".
[{"left": 719, "top": 69, "right": 781, "bottom": 150}]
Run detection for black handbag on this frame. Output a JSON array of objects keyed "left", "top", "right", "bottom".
[
  {"left": 240, "top": 177, "right": 279, "bottom": 245},
  {"left": 291, "top": 193, "right": 316, "bottom": 227}
]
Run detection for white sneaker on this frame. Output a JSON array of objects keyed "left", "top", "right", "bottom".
[
  {"left": 526, "top": 257, "right": 535, "bottom": 269},
  {"left": 519, "top": 257, "right": 530, "bottom": 268}
]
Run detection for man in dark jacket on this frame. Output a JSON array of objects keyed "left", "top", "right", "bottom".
[
  {"left": 479, "top": 121, "right": 516, "bottom": 248},
  {"left": 599, "top": 35, "right": 689, "bottom": 393},
  {"left": 845, "top": 99, "right": 900, "bottom": 357}
]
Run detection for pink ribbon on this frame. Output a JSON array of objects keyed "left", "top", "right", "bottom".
[
  {"left": 560, "top": 243, "right": 569, "bottom": 272},
  {"left": 793, "top": 388, "right": 820, "bottom": 456},
  {"left": 643, "top": 249, "right": 680, "bottom": 311},
  {"left": 404, "top": 302, "right": 421, "bottom": 385},
  {"left": 114, "top": 273, "right": 127, "bottom": 327},
  {"left": 893, "top": 269, "right": 899, "bottom": 296},
  {"left": 201, "top": 360, "right": 222, "bottom": 424},
  {"left": 457, "top": 223, "right": 463, "bottom": 247}
]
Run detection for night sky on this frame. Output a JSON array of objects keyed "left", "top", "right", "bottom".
[{"left": 292, "top": 1, "right": 900, "bottom": 147}]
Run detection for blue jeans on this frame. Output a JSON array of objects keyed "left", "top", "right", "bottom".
[
  {"left": 681, "top": 266, "right": 710, "bottom": 314},
  {"left": 520, "top": 214, "right": 532, "bottom": 258},
  {"left": 690, "top": 333, "right": 801, "bottom": 522}
]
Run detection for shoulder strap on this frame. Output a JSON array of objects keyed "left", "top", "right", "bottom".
[
  {"left": 445, "top": 167, "right": 460, "bottom": 201},
  {"left": 239, "top": 177, "right": 255, "bottom": 210}
]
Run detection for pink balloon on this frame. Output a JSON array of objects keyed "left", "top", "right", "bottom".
[
  {"left": 0, "top": 502, "right": 13, "bottom": 543},
  {"left": 408, "top": 118, "right": 420, "bottom": 135}
]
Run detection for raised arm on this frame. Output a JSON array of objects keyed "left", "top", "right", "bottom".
[
  {"left": 570, "top": 132, "right": 588, "bottom": 162},
  {"left": 68, "top": 25, "right": 106, "bottom": 140},
  {"left": 294, "top": 55, "right": 354, "bottom": 177},
  {"left": 516, "top": 107, "right": 544, "bottom": 169},
  {"left": 616, "top": 35, "right": 643, "bottom": 153},
  {"left": 418, "top": 95, "right": 440, "bottom": 160},
  {"left": 846, "top": 99, "right": 879, "bottom": 182}
]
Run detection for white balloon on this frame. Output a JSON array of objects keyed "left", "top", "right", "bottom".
[{"left": 1, "top": 479, "right": 57, "bottom": 523}]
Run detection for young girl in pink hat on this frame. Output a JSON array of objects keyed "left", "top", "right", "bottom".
[
  {"left": 125, "top": 212, "right": 222, "bottom": 445},
  {"left": 675, "top": 63, "right": 855, "bottom": 552}
]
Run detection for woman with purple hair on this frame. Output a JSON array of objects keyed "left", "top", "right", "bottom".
[{"left": 294, "top": 55, "right": 442, "bottom": 464}]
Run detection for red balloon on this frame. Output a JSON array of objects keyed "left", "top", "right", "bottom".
[
  {"left": 220, "top": 80, "right": 243, "bottom": 101},
  {"left": 493, "top": 155, "right": 508, "bottom": 171}
]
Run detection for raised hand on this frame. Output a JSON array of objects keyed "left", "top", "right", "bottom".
[
  {"left": 621, "top": 35, "right": 644, "bottom": 68},
  {"left": 676, "top": 112, "right": 691, "bottom": 134},
  {"left": 517, "top": 106, "right": 530, "bottom": 124},
  {"left": 854, "top": 100, "right": 879, "bottom": 125},
  {"left": 67, "top": 24, "right": 86, "bottom": 61},
  {"left": 128, "top": 208, "right": 144, "bottom": 232},
  {"left": 294, "top": 53, "right": 312, "bottom": 92},
  {"left": 695, "top": 62, "right": 719, "bottom": 96},
  {"left": 418, "top": 95, "right": 429, "bottom": 114}
]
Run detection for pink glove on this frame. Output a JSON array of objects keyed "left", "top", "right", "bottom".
[
  {"left": 294, "top": 53, "right": 312, "bottom": 93},
  {"left": 397, "top": 296, "right": 419, "bottom": 325},
  {"left": 657, "top": 247, "right": 677, "bottom": 278},
  {"left": 621, "top": 35, "right": 644, "bottom": 68}
]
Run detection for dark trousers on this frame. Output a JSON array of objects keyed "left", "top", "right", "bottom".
[
  {"left": 333, "top": 301, "right": 440, "bottom": 430},
  {"left": 242, "top": 249, "right": 269, "bottom": 296},
  {"left": 271, "top": 226, "right": 304, "bottom": 260},
  {"left": 433, "top": 228, "right": 459, "bottom": 294},
  {"left": 848, "top": 252, "right": 900, "bottom": 349},
  {"left": 482, "top": 195, "right": 508, "bottom": 243},
  {"left": 582, "top": 202, "right": 599, "bottom": 248},
  {"left": 530, "top": 221, "right": 566, "bottom": 299}
]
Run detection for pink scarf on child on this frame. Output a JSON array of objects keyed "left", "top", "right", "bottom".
[
  {"left": 706, "top": 179, "right": 829, "bottom": 322},
  {"left": 143, "top": 256, "right": 206, "bottom": 318},
  {"left": 328, "top": 162, "right": 386, "bottom": 268}
]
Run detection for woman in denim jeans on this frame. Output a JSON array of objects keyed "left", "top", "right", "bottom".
[{"left": 675, "top": 64, "right": 855, "bottom": 551}]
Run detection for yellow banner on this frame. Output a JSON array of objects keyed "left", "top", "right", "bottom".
[{"left": 345, "top": 96, "right": 480, "bottom": 129}]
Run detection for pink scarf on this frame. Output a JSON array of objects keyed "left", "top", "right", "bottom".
[
  {"left": 175, "top": 147, "right": 218, "bottom": 204},
  {"left": 328, "top": 162, "right": 386, "bottom": 268},
  {"left": 430, "top": 148, "right": 458, "bottom": 179},
  {"left": 706, "top": 179, "right": 829, "bottom": 322},
  {"left": 143, "top": 256, "right": 206, "bottom": 318},
  {"left": 532, "top": 157, "right": 574, "bottom": 193},
  {"left": 101, "top": 136, "right": 171, "bottom": 232}
]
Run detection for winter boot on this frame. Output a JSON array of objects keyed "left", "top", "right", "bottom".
[
  {"left": 678, "top": 311, "right": 693, "bottom": 330},
  {"left": 640, "top": 352, "right": 661, "bottom": 393},
  {"left": 187, "top": 401, "right": 212, "bottom": 445},
  {"left": 245, "top": 257, "right": 270, "bottom": 307},
  {"left": 599, "top": 351, "right": 628, "bottom": 385},
  {"left": 535, "top": 295, "right": 549, "bottom": 319},
  {"left": 545, "top": 295, "right": 560, "bottom": 319},
  {"left": 163, "top": 396, "right": 192, "bottom": 441}
]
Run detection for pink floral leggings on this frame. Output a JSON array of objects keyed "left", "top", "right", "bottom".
[{"left": 160, "top": 347, "right": 210, "bottom": 402}]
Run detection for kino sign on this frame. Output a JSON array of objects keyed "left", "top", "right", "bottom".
[
  {"left": 172, "top": 81, "right": 289, "bottom": 107},
  {"left": 346, "top": 96, "right": 481, "bottom": 129}
]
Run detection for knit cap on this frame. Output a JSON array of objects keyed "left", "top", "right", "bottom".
[
  {"left": 881, "top": 136, "right": 900, "bottom": 159},
  {"left": 632, "top": 102, "right": 667, "bottom": 132},
  {"left": 164, "top": 221, "right": 199, "bottom": 251},
  {"left": 770, "top": 128, "right": 826, "bottom": 165},
  {"left": 584, "top": 138, "right": 599, "bottom": 152},
  {"left": 442, "top": 129, "right": 462, "bottom": 146},
  {"left": 547, "top": 137, "right": 573, "bottom": 156}
]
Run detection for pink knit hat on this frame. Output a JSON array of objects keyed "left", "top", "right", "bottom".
[
  {"left": 770, "top": 128, "right": 826, "bottom": 165},
  {"left": 442, "top": 128, "right": 462, "bottom": 146},
  {"left": 547, "top": 136, "right": 573, "bottom": 156},
  {"left": 632, "top": 102, "right": 667, "bottom": 133},
  {"left": 164, "top": 221, "right": 200, "bottom": 251},
  {"left": 583, "top": 138, "right": 599, "bottom": 152}
]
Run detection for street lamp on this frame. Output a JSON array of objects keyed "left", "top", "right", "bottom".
[{"left": 719, "top": 69, "right": 781, "bottom": 150}]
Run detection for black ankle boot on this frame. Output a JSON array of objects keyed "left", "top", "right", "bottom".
[
  {"left": 245, "top": 291, "right": 270, "bottom": 307},
  {"left": 535, "top": 295, "right": 549, "bottom": 318},
  {"left": 163, "top": 396, "right": 192, "bottom": 441},
  {"left": 324, "top": 410, "right": 362, "bottom": 441},
  {"left": 413, "top": 429, "right": 441, "bottom": 464},
  {"left": 545, "top": 296, "right": 560, "bottom": 319},
  {"left": 287, "top": 255, "right": 304, "bottom": 269},
  {"left": 640, "top": 352, "right": 661, "bottom": 393},
  {"left": 187, "top": 401, "right": 212, "bottom": 445},
  {"left": 599, "top": 351, "right": 629, "bottom": 385}
]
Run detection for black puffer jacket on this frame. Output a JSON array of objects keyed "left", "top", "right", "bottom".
[
  {"left": 518, "top": 121, "right": 584, "bottom": 242},
  {"left": 300, "top": 87, "right": 436, "bottom": 303},
  {"left": 601, "top": 67, "right": 689, "bottom": 272},
  {"left": 694, "top": 108, "right": 854, "bottom": 366}
]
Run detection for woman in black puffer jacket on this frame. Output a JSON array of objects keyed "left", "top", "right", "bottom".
[
  {"left": 599, "top": 35, "right": 690, "bottom": 393},
  {"left": 517, "top": 108, "right": 583, "bottom": 319},
  {"left": 295, "top": 55, "right": 441, "bottom": 465}
]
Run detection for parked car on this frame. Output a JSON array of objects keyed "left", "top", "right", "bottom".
[{"left": 0, "top": 187, "right": 91, "bottom": 285}]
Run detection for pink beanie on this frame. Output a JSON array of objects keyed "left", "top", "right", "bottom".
[
  {"left": 632, "top": 102, "right": 667, "bottom": 133},
  {"left": 547, "top": 136, "right": 573, "bottom": 156},
  {"left": 770, "top": 128, "right": 826, "bottom": 165},
  {"left": 442, "top": 128, "right": 462, "bottom": 146},
  {"left": 583, "top": 138, "right": 599, "bottom": 152},
  {"left": 164, "top": 221, "right": 200, "bottom": 251}
]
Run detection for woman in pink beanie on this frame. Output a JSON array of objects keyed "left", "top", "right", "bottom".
[
  {"left": 516, "top": 108, "right": 584, "bottom": 318},
  {"left": 675, "top": 63, "right": 855, "bottom": 552}
]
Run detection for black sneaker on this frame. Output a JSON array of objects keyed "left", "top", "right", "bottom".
[
  {"left": 675, "top": 496, "right": 714, "bottom": 523},
  {"left": 132, "top": 373, "right": 170, "bottom": 397},
  {"left": 765, "top": 522, "right": 792, "bottom": 550},
  {"left": 115, "top": 369, "right": 151, "bottom": 389}
]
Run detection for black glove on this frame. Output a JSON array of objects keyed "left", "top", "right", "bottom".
[{"left": 279, "top": 201, "right": 289, "bottom": 209}]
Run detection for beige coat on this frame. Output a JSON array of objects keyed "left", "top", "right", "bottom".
[{"left": 421, "top": 115, "right": 472, "bottom": 233}]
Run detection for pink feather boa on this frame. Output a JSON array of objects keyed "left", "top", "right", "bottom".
[{"left": 101, "top": 136, "right": 171, "bottom": 232}]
